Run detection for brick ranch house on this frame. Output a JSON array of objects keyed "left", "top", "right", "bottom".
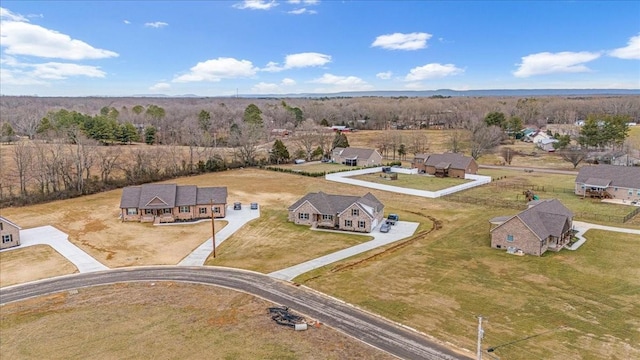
[
  {"left": 0, "top": 216, "right": 21, "bottom": 250},
  {"left": 288, "top": 192, "right": 385, "bottom": 233},
  {"left": 120, "top": 184, "right": 227, "bottom": 223},
  {"left": 575, "top": 164, "right": 640, "bottom": 201},
  {"left": 412, "top": 152, "right": 478, "bottom": 178},
  {"left": 490, "top": 199, "right": 574, "bottom": 256},
  {"left": 332, "top": 147, "right": 383, "bottom": 167}
]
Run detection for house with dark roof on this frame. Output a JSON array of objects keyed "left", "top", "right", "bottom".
[
  {"left": 288, "top": 192, "right": 385, "bottom": 233},
  {"left": 575, "top": 165, "right": 640, "bottom": 201},
  {"left": 490, "top": 199, "right": 574, "bottom": 256},
  {"left": 332, "top": 147, "right": 383, "bottom": 167},
  {"left": 412, "top": 153, "right": 478, "bottom": 178},
  {"left": 119, "top": 184, "right": 227, "bottom": 223},
  {"left": 0, "top": 216, "right": 21, "bottom": 250}
]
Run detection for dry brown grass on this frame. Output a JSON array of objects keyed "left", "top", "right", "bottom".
[
  {"left": 0, "top": 245, "right": 78, "bottom": 287},
  {"left": 0, "top": 282, "right": 394, "bottom": 360}
]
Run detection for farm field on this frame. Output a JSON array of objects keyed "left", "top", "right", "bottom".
[
  {"left": 0, "top": 282, "right": 394, "bottom": 360},
  {"left": 349, "top": 172, "right": 470, "bottom": 191}
]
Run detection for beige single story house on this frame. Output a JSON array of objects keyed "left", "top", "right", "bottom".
[
  {"left": 332, "top": 147, "right": 383, "bottom": 167},
  {"left": 575, "top": 165, "right": 640, "bottom": 201},
  {"left": 120, "top": 184, "right": 227, "bottom": 223},
  {"left": 412, "top": 152, "right": 478, "bottom": 178},
  {"left": 0, "top": 216, "right": 21, "bottom": 250},
  {"left": 490, "top": 199, "right": 574, "bottom": 256},
  {"left": 288, "top": 192, "right": 385, "bottom": 233}
]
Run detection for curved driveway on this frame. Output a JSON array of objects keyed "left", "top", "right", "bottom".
[{"left": 0, "top": 266, "right": 469, "bottom": 360}]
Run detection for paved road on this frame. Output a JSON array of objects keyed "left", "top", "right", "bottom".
[{"left": 0, "top": 267, "right": 470, "bottom": 360}]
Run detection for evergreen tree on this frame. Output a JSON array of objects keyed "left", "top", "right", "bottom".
[
  {"left": 332, "top": 131, "right": 349, "bottom": 149},
  {"left": 243, "top": 104, "right": 263, "bottom": 125},
  {"left": 144, "top": 126, "right": 157, "bottom": 145},
  {"left": 270, "top": 139, "right": 290, "bottom": 164}
]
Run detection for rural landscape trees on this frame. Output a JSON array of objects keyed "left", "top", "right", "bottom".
[{"left": 1, "top": 95, "right": 638, "bottom": 205}]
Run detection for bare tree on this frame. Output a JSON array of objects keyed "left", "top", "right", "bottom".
[
  {"left": 295, "top": 119, "right": 320, "bottom": 161},
  {"left": 12, "top": 141, "right": 33, "bottom": 196},
  {"left": 559, "top": 148, "right": 588, "bottom": 169},
  {"left": 231, "top": 122, "right": 264, "bottom": 165},
  {"left": 468, "top": 123, "right": 503, "bottom": 160},
  {"left": 407, "top": 132, "right": 429, "bottom": 155},
  {"left": 501, "top": 147, "right": 516, "bottom": 165},
  {"left": 97, "top": 147, "right": 121, "bottom": 183},
  {"left": 447, "top": 130, "right": 466, "bottom": 153}
]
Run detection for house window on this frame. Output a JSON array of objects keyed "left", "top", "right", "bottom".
[
  {"left": 299, "top": 213, "right": 309, "bottom": 220},
  {"left": 322, "top": 214, "right": 333, "bottom": 221},
  {"left": 637, "top": 190, "right": 640, "bottom": 196},
  {"left": 352, "top": 208, "right": 360, "bottom": 216},
  {"left": 213, "top": 207, "right": 220, "bottom": 214},
  {"left": 0, "top": 222, "right": 3, "bottom": 230},
  {"left": 358, "top": 220, "right": 366, "bottom": 228},
  {"left": 144, "top": 209, "right": 153, "bottom": 215},
  {"left": 163, "top": 208, "right": 172, "bottom": 214},
  {"left": 614, "top": 187, "right": 618, "bottom": 191},
  {"left": 199, "top": 208, "right": 207, "bottom": 215},
  {"left": 179, "top": 206, "right": 190, "bottom": 213},
  {"left": 629, "top": 189, "right": 633, "bottom": 195},
  {"left": 344, "top": 220, "right": 353, "bottom": 227},
  {"left": 2, "top": 234, "right": 12, "bottom": 243},
  {"left": 507, "top": 235, "right": 514, "bottom": 242},
  {"left": 127, "top": 208, "right": 138, "bottom": 215}
]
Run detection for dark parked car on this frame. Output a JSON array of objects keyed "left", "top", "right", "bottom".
[
  {"left": 233, "top": 202, "right": 242, "bottom": 210},
  {"left": 386, "top": 214, "right": 399, "bottom": 225},
  {"left": 379, "top": 222, "right": 391, "bottom": 233}
]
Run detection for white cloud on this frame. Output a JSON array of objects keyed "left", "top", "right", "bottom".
[
  {"left": 0, "top": 20, "right": 119, "bottom": 60},
  {"left": 310, "top": 73, "right": 372, "bottom": 92},
  {"left": 0, "top": 68, "right": 48, "bottom": 85},
  {"left": 372, "top": 32, "right": 432, "bottom": 51},
  {"left": 30, "top": 62, "right": 106, "bottom": 79},
  {"left": 376, "top": 71, "right": 392, "bottom": 80},
  {"left": 250, "top": 78, "right": 296, "bottom": 94},
  {"left": 288, "top": 8, "right": 317, "bottom": 15},
  {"left": 144, "top": 21, "right": 168, "bottom": 28},
  {"left": 404, "top": 82, "right": 424, "bottom": 90},
  {"left": 123, "top": 20, "right": 131, "bottom": 24},
  {"left": 0, "top": 7, "right": 27, "bottom": 21},
  {"left": 288, "top": 0, "right": 319, "bottom": 4},
  {"left": 149, "top": 82, "right": 171, "bottom": 91},
  {"left": 513, "top": 51, "right": 601, "bottom": 78},
  {"left": 173, "top": 57, "right": 258, "bottom": 82},
  {"left": 233, "top": 0, "right": 278, "bottom": 10},
  {"left": 405, "top": 63, "right": 463, "bottom": 81},
  {"left": 263, "top": 52, "right": 331, "bottom": 72},
  {"left": 609, "top": 34, "right": 640, "bottom": 60}
]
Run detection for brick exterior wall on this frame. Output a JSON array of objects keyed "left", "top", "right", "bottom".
[
  {"left": 289, "top": 201, "right": 384, "bottom": 233},
  {"left": 491, "top": 217, "right": 547, "bottom": 256},
  {"left": 121, "top": 203, "right": 226, "bottom": 222},
  {"left": 449, "top": 169, "right": 465, "bottom": 178},
  {"left": 0, "top": 219, "right": 21, "bottom": 250},
  {"left": 339, "top": 204, "right": 372, "bottom": 233},
  {"left": 288, "top": 202, "right": 318, "bottom": 227}
]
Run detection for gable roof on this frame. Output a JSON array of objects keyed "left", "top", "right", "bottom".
[
  {"left": 289, "top": 191, "right": 383, "bottom": 218},
  {"left": 338, "top": 147, "right": 380, "bottom": 160},
  {"left": 120, "top": 184, "right": 227, "bottom": 209},
  {"left": 423, "top": 153, "right": 475, "bottom": 170},
  {"left": 576, "top": 165, "right": 640, "bottom": 189},
  {"left": 493, "top": 199, "right": 573, "bottom": 241},
  {"left": 0, "top": 216, "right": 22, "bottom": 230}
]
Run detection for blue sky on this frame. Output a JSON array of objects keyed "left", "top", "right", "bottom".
[{"left": 1, "top": 1, "right": 639, "bottom": 96}]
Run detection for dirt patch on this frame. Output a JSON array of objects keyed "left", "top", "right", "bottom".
[{"left": 0, "top": 282, "right": 395, "bottom": 360}]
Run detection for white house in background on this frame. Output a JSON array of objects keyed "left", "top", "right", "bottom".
[
  {"left": 537, "top": 138, "right": 559, "bottom": 152},
  {"left": 531, "top": 131, "right": 551, "bottom": 144}
]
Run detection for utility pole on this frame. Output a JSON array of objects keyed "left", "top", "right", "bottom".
[
  {"left": 477, "top": 315, "right": 484, "bottom": 360},
  {"left": 210, "top": 199, "right": 216, "bottom": 258}
]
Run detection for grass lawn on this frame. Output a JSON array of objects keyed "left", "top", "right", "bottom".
[
  {"left": 349, "top": 172, "right": 470, "bottom": 191},
  {"left": 270, "top": 162, "right": 361, "bottom": 173},
  {"left": 205, "top": 209, "right": 373, "bottom": 273},
  {"left": 0, "top": 245, "right": 78, "bottom": 287},
  {"left": 0, "top": 282, "right": 393, "bottom": 360}
]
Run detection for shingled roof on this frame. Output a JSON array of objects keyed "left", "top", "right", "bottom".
[
  {"left": 289, "top": 191, "right": 383, "bottom": 218},
  {"left": 423, "top": 153, "right": 474, "bottom": 170},
  {"left": 576, "top": 165, "right": 640, "bottom": 189},
  {"left": 119, "top": 184, "right": 227, "bottom": 209},
  {"left": 500, "top": 199, "right": 573, "bottom": 240},
  {"left": 337, "top": 147, "right": 380, "bottom": 160}
]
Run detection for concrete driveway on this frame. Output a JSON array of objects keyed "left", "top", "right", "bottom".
[
  {"left": 268, "top": 220, "right": 419, "bottom": 281},
  {"left": 0, "top": 226, "right": 109, "bottom": 273},
  {"left": 567, "top": 221, "right": 640, "bottom": 250},
  {"left": 178, "top": 205, "right": 261, "bottom": 266}
]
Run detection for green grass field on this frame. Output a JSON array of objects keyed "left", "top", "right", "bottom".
[{"left": 349, "top": 172, "right": 470, "bottom": 191}]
